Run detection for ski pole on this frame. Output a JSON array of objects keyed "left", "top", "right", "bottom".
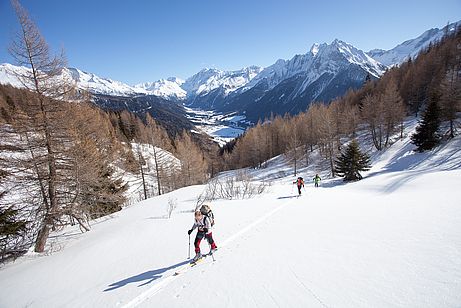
[
  {"left": 188, "top": 234, "right": 191, "bottom": 259},
  {"left": 208, "top": 243, "right": 216, "bottom": 261}
]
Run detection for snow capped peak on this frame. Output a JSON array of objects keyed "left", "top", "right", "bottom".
[
  {"left": 318, "top": 39, "right": 386, "bottom": 77},
  {"left": 182, "top": 66, "right": 263, "bottom": 97},
  {"left": 274, "top": 59, "right": 286, "bottom": 66},
  {"left": 133, "top": 78, "right": 186, "bottom": 101},
  {"left": 310, "top": 43, "right": 321, "bottom": 56},
  {"left": 62, "top": 67, "right": 140, "bottom": 96},
  {"left": 0, "top": 63, "right": 29, "bottom": 88},
  {"left": 0, "top": 63, "right": 147, "bottom": 97},
  {"left": 166, "top": 77, "right": 185, "bottom": 85},
  {"left": 367, "top": 20, "right": 461, "bottom": 66},
  {"left": 246, "top": 38, "right": 386, "bottom": 93},
  {"left": 331, "top": 38, "right": 343, "bottom": 46},
  {"left": 0, "top": 63, "right": 187, "bottom": 100}
]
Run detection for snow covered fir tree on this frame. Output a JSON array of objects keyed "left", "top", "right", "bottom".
[
  {"left": 1, "top": 1, "right": 461, "bottom": 307},
  {"left": 334, "top": 139, "right": 371, "bottom": 181}
]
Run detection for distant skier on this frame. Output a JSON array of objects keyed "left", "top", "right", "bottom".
[
  {"left": 313, "top": 174, "right": 321, "bottom": 188},
  {"left": 188, "top": 209, "right": 217, "bottom": 262},
  {"left": 293, "top": 176, "right": 304, "bottom": 196}
]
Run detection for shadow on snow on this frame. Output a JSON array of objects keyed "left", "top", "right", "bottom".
[
  {"left": 104, "top": 259, "right": 190, "bottom": 291},
  {"left": 277, "top": 195, "right": 300, "bottom": 199}
]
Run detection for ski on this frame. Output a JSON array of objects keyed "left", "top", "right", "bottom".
[
  {"left": 173, "top": 250, "right": 216, "bottom": 275},
  {"left": 173, "top": 257, "right": 205, "bottom": 275},
  {"left": 190, "top": 255, "right": 206, "bottom": 266}
]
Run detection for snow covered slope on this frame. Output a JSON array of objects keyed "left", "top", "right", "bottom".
[
  {"left": 182, "top": 66, "right": 263, "bottom": 98},
  {"left": 214, "top": 39, "right": 387, "bottom": 122},
  {"left": 0, "top": 120, "right": 460, "bottom": 308},
  {"left": 247, "top": 39, "right": 385, "bottom": 92},
  {"left": 63, "top": 67, "right": 143, "bottom": 96},
  {"left": 367, "top": 21, "right": 461, "bottom": 66},
  {"left": 0, "top": 63, "right": 143, "bottom": 96},
  {"left": 0, "top": 63, "right": 187, "bottom": 99},
  {"left": 118, "top": 143, "right": 180, "bottom": 205},
  {"left": 0, "top": 63, "right": 28, "bottom": 88},
  {"left": 182, "top": 66, "right": 263, "bottom": 109},
  {"left": 134, "top": 77, "right": 186, "bottom": 101}
]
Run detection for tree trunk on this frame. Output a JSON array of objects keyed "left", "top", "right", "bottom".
[
  {"left": 34, "top": 96, "right": 58, "bottom": 253},
  {"left": 153, "top": 146, "right": 162, "bottom": 195},
  {"left": 140, "top": 162, "right": 147, "bottom": 200},
  {"left": 34, "top": 219, "right": 51, "bottom": 252},
  {"left": 293, "top": 152, "right": 297, "bottom": 176}
]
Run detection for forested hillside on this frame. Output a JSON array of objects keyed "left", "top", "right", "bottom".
[{"left": 222, "top": 28, "right": 461, "bottom": 174}]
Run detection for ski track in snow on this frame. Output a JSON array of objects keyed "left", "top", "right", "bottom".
[
  {"left": 1, "top": 120, "right": 460, "bottom": 307},
  {"left": 121, "top": 197, "right": 297, "bottom": 308},
  {"left": 290, "top": 269, "right": 330, "bottom": 308}
]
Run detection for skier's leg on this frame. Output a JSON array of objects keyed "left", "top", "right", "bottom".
[
  {"left": 194, "top": 232, "right": 204, "bottom": 253},
  {"left": 205, "top": 232, "right": 217, "bottom": 250}
]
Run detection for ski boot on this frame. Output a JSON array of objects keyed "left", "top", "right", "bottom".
[{"left": 191, "top": 252, "right": 202, "bottom": 263}]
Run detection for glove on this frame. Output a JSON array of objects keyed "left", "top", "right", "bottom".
[
  {"left": 188, "top": 229, "right": 192, "bottom": 235},
  {"left": 203, "top": 228, "right": 208, "bottom": 233}
]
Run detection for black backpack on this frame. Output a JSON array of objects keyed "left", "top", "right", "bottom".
[{"left": 200, "top": 204, "right": 215, "bottom": 226}]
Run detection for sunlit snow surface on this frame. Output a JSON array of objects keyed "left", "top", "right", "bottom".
[{"left": 0, "top": 119, "right": 460, "bottom": 308}]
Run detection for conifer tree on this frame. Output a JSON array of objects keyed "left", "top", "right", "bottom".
[
  {"left": 0, "top": 206, "right": 27, "bottom": 261},
  {"left": 411, "top": 99, "right": 441, "bottom": 152},
  {"left": 335, "top": 139, "right": 371, "bottom": 181},
  {"left": 0, "top": 161, "right": 27, "bottom": 261}
]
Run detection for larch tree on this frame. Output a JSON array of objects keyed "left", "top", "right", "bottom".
[
  {"left": 361, "top": 93, "right": 387, "bottom": 150},
  {"left": 284, "top": 117, "right": 303, "bottom": 176},
  {"left": 8, "top": 0, "right": 74, "bottom": 252},
  {"left": 316, "top": 103, "right": 338, "bottom": 176},
  {"left": 174, "top": 131, "right": 208, "bottom": 186},
  {"left": 439, "top": 68, "right": 461, "bottom": 138},
  {"left": 381, "top": 78, "right": 407, "bottom": 141},
  {"left": 144, "top": 114, "right": 177, "bottom": 195},
  {"left": 6, "top": 1, "right": 125, "bottom": 252}
]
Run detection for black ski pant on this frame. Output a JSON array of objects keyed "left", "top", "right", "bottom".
[
  {"left": 297, "top": 185, "right": 303, "bottom": 195},
  {"left": 194, "top": 231, "right": 216, "bottom": 253}
]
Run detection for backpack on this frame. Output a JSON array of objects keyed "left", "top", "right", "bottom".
[
  {"left": 200, "top": 204, "right": 215, "bottom": 226},
  {"left": 297, "top": 177, "right": 304, "bottom": 185}
]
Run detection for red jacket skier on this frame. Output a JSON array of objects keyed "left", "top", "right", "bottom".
[{"left": 293, "top": 177, "right": 304, "bottom": 195}]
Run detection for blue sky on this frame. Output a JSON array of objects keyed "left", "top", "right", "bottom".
[{"left": 1, "top": 0, "right": 460, "bottom": 85}]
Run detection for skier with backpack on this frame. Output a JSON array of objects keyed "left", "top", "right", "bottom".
[
  {"left": 187, "top": 204, "right": 217, "bottom": 263},
  {"left": 293, "top": 177, "right": 304, "bottom": 196},
  {"left": 313, "top": 174, "right": 321, "bottom": 187}
]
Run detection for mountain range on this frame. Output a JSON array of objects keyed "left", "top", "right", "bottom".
[{"left": 1, "top": 20, "right": 459, "bottom": 126}]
